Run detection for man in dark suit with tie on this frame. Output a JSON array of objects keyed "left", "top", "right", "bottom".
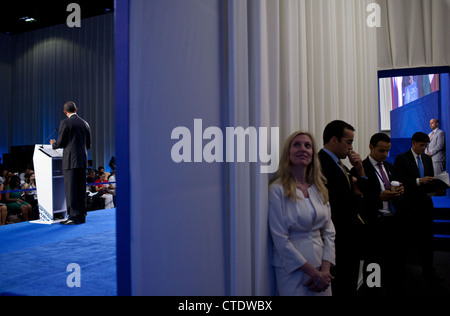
[
  {"left": 394, "top": 132, "right": 442, "bottom": 282},
  {"left": 358, "top": 133, "right": 404, "bottom": 295},
  {"left": 318, "top": 120, "right": 366, "bottom": 296},
  {"left": 51, "top": 101, "right": 91, "bottom": 225}
]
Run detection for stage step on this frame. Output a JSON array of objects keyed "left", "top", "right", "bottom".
[
  {"left": 434, "top": 235, "right": 450, "bottom": 251},
  {"left": 434, "top": 220, "right": 450, "bottom": 235},
  {"left": 432, "top": 196, "right": 450, "bottom": 250},
  {"left": 434, "top": 208, "right": 450, "bottom": 221}
]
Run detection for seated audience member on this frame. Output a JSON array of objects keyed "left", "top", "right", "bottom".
[
  {"left": 86, "top": 169, "right": 98, "bottom": 192},
  {"left": 95, "top": 172, "right": 114, "bottom": 209},
  {"left": 0, "top": 204, "right": 6, "bottom": 225},
  {"left": 19, "top": 168, "right": 32, "bottom": 186},
  {"left": 98, "top": 166, "right": 110, "bottom": 179},
  {"left": 0, "top": 169, "right": 8, "bottom": 183},
  {"left": 0, "top": 179, "right": 7, "bottom": 225},
  {"left": 3, "top": 172, "right": 14, "bottom": 188},
  {"left": 5, "top": 175, "right": 32, "bottom": 222},
  {"left": 23, "top": 172, "right": 39, "bottom": 220},
  {"left": 107, "top": 171, "right": 116, "bottom": 206}
]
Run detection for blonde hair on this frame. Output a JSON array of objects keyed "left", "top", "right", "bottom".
[{"left": 269, "top": 130, "right": 329, "bottom": 203}]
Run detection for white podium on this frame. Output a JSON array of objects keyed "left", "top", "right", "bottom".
[{"left": 31, "top": 145, "right": 67, "bottom": 224}]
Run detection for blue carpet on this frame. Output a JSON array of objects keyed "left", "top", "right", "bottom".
[{"left": 0, "top": 208, "right": 117, "bottom": 296}]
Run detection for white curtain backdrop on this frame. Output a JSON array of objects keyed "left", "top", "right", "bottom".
[
  {"left": 126, "top": 0, "right": 382, "bottom": 295},
  {"left": 226, "top": 0, "right": 379, "bottom": 295},
  {"left": 3, "top": 14, "right": 114, "bottom": 170},
  {"left": 377, "top": 0, "right": 450, "bottom": 70},
  {"left": 126, "top": 0, "right": 450, "bottom": 295}
]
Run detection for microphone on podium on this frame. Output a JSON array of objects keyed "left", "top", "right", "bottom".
[{"left": 42, "top": 128, "right": 58, "bottom": 148}]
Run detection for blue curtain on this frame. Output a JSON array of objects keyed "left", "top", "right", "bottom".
[
  {"left": 1, "top": 14, "right": 114, "bottom": 171},
  {"left": 0, "top": 35, "right": 12, "bottom": 156}
]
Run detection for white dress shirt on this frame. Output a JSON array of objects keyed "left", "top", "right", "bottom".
[{"left": 368, "top": 156, "right": 390, "bottom": 214}]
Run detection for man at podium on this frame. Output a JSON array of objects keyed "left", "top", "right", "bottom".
[{"left": 50, "top": 101, "right": 91, "bottom": 225}]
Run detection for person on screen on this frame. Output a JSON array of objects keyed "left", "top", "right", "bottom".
[
  {"left": 51, "top": 101, "right": 91, "bottom": 225},
  {"left": 269, "top": 131, "right": 335, "bottom": 296},
  {"left": 426, "top": 119, "right": 446, "bottom": 175}
]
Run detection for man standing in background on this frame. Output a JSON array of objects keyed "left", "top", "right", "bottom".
[
  {"left": 426, "top": 118, "right": 446, "bottom": 175},
  {"left": 51, "top": 101, "right": 91, "bottom": 225}
]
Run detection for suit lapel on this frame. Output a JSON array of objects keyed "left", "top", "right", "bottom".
[
  {"left": 363, "top": 158, "right": 376, "bottom": 179},
  {"left": 382, "top": 161, "right": 394, "bottom": 181},
  {"left": 405, "top": 150, "right": 421, "bottom": 178},
  {"left": 364, "top": 158, "right": 392, "bottom": 188},
  {"left": 319, "top": 149, "right": 353, "bottom": 190}
]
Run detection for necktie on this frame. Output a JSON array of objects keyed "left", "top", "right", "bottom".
[
  {"left": 339, "top": 160, "right": 365, "bottom": 224},
  {"left": 338, "top": 160, "right": 351, "bottom": 187},
  {"left": 417, "top": 155, "right": 425, "bottom": 178},
  {"left": 377, "top": 162, "right": 391, "bottom": 190}
]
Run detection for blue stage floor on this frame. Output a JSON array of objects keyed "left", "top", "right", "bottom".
[{"left": 0, "top": 208, "right": 117, "bottom": 296}]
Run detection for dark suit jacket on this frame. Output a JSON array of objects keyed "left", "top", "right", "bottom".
[
  {"left": 357, "top": 158, "right": 401, "bottom": 224},
  {"left": 318, "top": 149, "right": 362, "bottom": 238},
  {"left": 393, "top": 149, "right": 434, "bottom": 218},
  {"left": 52, "top": 114, "right": 91, "bottom": 170}
]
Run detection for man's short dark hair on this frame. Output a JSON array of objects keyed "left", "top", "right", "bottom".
[
  {"left": 370, "top": 133, "right": 391, "bottom": 147},
  {"left": 412, "top": 132, "right": 430, "bottom": 143},
  {"left": 64, "top": 101, "right": 77, "bottom": 113},
  {"left": 323, "top": 120, "right": 355, "bottom": 145}
]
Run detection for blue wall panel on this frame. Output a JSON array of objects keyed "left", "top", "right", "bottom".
[{"left": 390, "top": 91, "right": 440, "bottom": 139}]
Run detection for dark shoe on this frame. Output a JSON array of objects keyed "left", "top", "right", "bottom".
[
  {"left": 60, "top": 217, "right": 84, "bottom": 225},
  {"left": 60, "top": 218, "right": 71, "bottom": 225}
]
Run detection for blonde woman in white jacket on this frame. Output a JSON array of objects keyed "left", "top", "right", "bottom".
[{"left": 269, "top": 131, "right": 336, "bottom": 296}]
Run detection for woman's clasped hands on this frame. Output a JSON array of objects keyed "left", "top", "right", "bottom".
[{"left": 304, "top": 268, "right": 334, "bottom": 293}]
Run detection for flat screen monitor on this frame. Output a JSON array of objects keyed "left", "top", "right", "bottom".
[{"left": 379, "top": 73, "right": 440, "bottom": 131}]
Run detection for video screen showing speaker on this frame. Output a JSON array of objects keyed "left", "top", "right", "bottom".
[{"left": 379, "top": 73, "right": 441, "bottom": 131}]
